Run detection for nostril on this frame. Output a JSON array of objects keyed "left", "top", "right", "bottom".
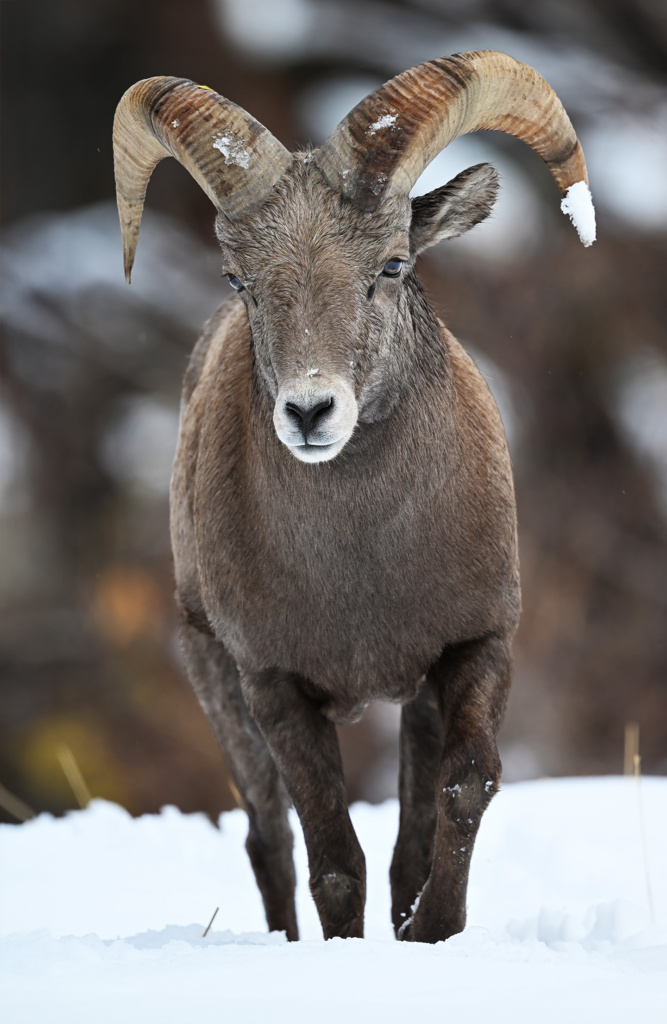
[
  {"left": 306, "top": 398, "right": 334, "bottom": 429},
  {"left": 284, "top": 397, "right": 334, "bottom": 439},
  {"left": 285, "top": 401, "right": 306, "bottom": 424}
]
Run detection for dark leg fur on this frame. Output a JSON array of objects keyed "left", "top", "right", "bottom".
[
  {"left": 397, "top": 633, "right": 512, "bottom": 943},
  {"left": 180, "top": 624, "right": 298, "bottom": 940},
  {"left": 241, "top": 669, "right": 366, "bottom": 940},
  {"left": 390, "top": 679, "right": 444, "bottom": 935}
]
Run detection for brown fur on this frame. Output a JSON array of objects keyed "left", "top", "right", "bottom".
[{"left": 170, "top": 157, "right": 520, "bottom": 943}]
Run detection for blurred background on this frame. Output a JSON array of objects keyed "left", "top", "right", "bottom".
[{"left": 1, "top": 0, "right": 666, "bottom": 823}]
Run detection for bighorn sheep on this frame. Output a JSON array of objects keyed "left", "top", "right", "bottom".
[{"left": 113, "top": 51, "right": 594, "bottom": 943}]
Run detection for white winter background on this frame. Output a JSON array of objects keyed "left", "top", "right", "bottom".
[{"left": 2, "top": 776, "right": 666, "bottom": 1024}]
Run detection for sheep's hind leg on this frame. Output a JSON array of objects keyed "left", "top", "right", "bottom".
[
  {"left": 390, "top": 678, "right": 444, "bottom": 937},
  {"left": 241, "top": 669, "right": 366, "bottom": 940},
  {"left": 400, "top": 633, "right": 512, "bottom": 944},
  {"left": 180, "top": 623, "right": 298, "bottom": 940}
]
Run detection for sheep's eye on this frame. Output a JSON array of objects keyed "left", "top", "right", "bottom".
[
  {"left": 382, "top": 259, "right": 403, "bottom": 277},
  {"left": 227, "top": 275, "right": 245, "bottom": 292}
]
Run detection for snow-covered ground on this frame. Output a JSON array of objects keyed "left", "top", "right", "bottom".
[{"left": 1, "top": 777, "right": 666, "bottom": 1023}]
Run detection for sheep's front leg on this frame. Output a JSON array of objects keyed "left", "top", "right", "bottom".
[
  {"left": 180, "top": 624, "right": 298, "bottom": 939},
  {"left": 390, "top": 679, "right": 443, "bottom": 936},
  {"left": 241, "top": 669, "right": 366, "bottom": 940},
  {"left": 401, "top": 633, "right": 512, "bottom": 944}
]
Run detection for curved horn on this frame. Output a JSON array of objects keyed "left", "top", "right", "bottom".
[
  {"left": 316, "top": 51, "right": 595, "bottom": 245},
  {"left": 113, "top": 77, "right": 293, "bottom": 282}
]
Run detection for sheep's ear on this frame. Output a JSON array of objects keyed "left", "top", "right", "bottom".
[{"left": 409, "top": 163, "right": 500, "bottom": 255}]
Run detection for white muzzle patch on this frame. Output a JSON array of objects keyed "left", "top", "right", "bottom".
[{"left": 273, "top": 378, "right": 358, "bottom": 463}]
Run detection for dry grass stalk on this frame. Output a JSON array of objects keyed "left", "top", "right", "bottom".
[
  {"left": 624, "top": 721, "right": 639, "bottom": 776},
  {"left": 227, "top": 777, "right": 242, "bottom": 808},
  {"left": 202, "top": 906, "right": 219, "bottom": 938},
  {"left": 0, "top": 782, "right": 35, "bottom": 822},
  {"left": 57, "top": 744, "right": 92, "bottom": 809}
]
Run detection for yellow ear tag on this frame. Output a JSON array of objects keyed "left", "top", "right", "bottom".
[{"left": 197, "top": 84, "right": 213, "bottom": 91}]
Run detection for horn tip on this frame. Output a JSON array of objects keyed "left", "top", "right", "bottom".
[{"left": 560, "top": 180, "right": 596, "bottom": 247}]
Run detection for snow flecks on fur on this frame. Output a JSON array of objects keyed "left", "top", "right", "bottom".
[
  {"left": 397, "top": 890, "right": 422, "bottom": 939},
  {"left": 561, "top": 180, "right": 597, "bottom": 247},
  {"left": 212, "top": 133, "right": 251, "bottom": 169}
]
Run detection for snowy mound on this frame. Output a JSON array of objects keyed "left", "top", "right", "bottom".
[{"left": 1, "top": 777, "right": 666, "bottom": 1024}]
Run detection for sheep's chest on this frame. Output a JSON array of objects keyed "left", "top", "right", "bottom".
[{"left": 195, "top": 443, "right": 516, "bottom": 709}]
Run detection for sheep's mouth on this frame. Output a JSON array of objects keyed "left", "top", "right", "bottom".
[{"left": 287, "top": 438, "right": 347, "bottom": 464}]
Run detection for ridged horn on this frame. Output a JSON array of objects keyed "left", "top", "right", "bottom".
[
  {"left": 316, "top": 51, "right": 595, "bottom": 244},
  {"left": 113, "top": 77, "right": 293, "bottom": 282}
]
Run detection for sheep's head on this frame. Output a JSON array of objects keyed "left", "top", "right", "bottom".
[
  {"left": 211, "top": 157, "right": 499, "bottom": 462},
  {"left": 113, "top": 52, "right": 595, "bottom": 464}
]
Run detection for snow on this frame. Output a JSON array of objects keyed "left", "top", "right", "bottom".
[
  {"left": 367, "top": 112, "right": 398, "bottom": 135},
  {"left": 560, "top": 180, "right": 597, "bottom": 246},
  {"left": 370, "top": 171, "right": 388, "bottom": 195},
  {"left": 1, "top": 777, "right": 666, "bottom": 1023},
  {"left": 397, "top": 891, "right": 421, "bottom": 939},
  {"left": 212, "top": 132, "right": 251, "bottom": 169}
]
